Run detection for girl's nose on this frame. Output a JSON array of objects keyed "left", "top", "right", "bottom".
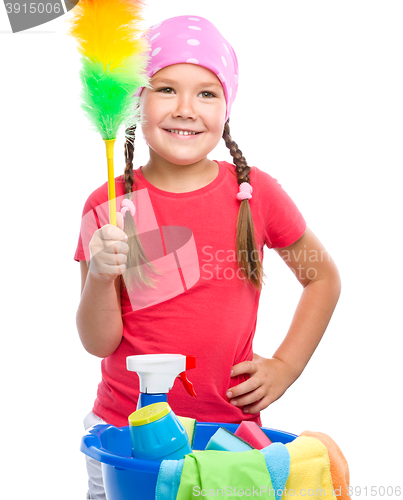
[{"left": 172, "top": 95, "right": 197, "bottom": 119}]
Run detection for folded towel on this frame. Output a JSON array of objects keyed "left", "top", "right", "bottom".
[
  {"left": 285, "top": 436, "right": 333, "bottom": 498},
  {"left": 260, "top": 443, "right": 290, "bottom": 500},
  {"left": 176, "top": 450, "right": 275, "bottom": 499},
  {"left": 285, "top": 434, "right": 351, "bottom": 499},
  {"left": 155, "top": 459, "right": 184, "bottom": 500},
  {"left": 301, "top": 431, "right": 350, "bottom": 500}
]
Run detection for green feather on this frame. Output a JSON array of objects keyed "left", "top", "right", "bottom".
[{"left": 79, "top": 55, "right": 149, "bottom": 140}]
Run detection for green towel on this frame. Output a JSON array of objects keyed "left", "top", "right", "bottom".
[{"left": 176, "top": 450, "right": 276, "bottom": 498}]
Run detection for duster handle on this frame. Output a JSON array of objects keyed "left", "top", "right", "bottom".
[{"left": 104, "top": 139, "right": 117, "bottom": 227}]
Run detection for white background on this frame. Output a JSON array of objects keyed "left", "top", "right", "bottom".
[{"left": 1, "top": 1, "right": 402, "bottom": 498}]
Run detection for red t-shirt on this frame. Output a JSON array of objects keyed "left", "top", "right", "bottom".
[{"left": 74, "top": 160, "right": 306, "bottom": 427}]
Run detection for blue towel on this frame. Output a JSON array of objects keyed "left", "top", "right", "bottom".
[
  {"left": 260, "top": 443, "right": 291, "bottom": 500},
  {"left": 155, "top": 459, "right": 184, "bottom": 500}
]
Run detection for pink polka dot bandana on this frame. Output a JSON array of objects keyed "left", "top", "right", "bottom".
[{"left": 141, "top": 15, "right": 239, "bottom": 122}]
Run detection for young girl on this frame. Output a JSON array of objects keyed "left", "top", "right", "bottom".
[{"left": 74, "top": 15, "right": 341, "bottom": 500}]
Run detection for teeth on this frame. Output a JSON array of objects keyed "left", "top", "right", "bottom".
[{"left": 168, "top": 129, "right": 198, "bottom": 135}]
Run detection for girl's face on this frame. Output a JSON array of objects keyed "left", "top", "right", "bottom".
[{"left": 140, "top": 63, "right": 227, "bottom": 167}]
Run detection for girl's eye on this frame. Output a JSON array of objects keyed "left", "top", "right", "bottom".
[
  {"left": 199, "top": 91, "right": 215, "bottom": 98},
  {"left": 155, "top": 88, "right": 215, "bottom": 98},
  {"left": 157, "top": 87, "right": 175, "bottom": 94}
]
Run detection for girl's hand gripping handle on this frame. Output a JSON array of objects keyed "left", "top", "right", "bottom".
[{"left": 88, "top": 211, "right": 129, "bottom": 284}]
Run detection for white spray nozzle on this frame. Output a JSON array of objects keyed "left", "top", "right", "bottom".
[{"left": 126, "top": 353, "right": 196, "bottom": 396}]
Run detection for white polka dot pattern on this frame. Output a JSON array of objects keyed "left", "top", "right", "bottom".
[{"left": 139, "top": 15, "right": 239, "bottom": 121}]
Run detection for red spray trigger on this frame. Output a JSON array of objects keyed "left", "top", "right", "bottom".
[
  {"left": 179, "top": 372, "right": 197, "bottom": 397},
  {"left": 178, "top": 355, "right": 197, "bottom": 397}
]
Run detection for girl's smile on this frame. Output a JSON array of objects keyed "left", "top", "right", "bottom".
[
  {"left": 163, "top": 128, "right": 202, "bottom": 138},
  {"left": 165, "top": 128, "right": 201, "bottom": 135}
]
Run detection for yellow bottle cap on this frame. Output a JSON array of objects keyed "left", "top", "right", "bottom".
[{"left": 128, "top": 402, "right": 171, "bottom": 427}]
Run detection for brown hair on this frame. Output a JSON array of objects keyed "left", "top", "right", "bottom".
[
  {"left": 121, "top": 125, "right": 162, "bottom": 291},
  {"left": 222, "top": 119, "right": 265, "bottom": 290},
  {"left": 121, "top": 119, "right": 265, "bottom": 292}
]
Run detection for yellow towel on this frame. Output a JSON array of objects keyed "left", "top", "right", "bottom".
[
  {"left": 301, "top": 431, "right": 350, "bottom": 500},
  {"left": 284, "top": 436, "right": 335, "bottom": 499}
]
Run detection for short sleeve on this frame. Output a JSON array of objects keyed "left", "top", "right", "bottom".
[
  {"left": 73, "top": 181, "right": 110, "bottom": 262},
  {"left": 253, "top": 167, "right": 306, "bottom": 249}
]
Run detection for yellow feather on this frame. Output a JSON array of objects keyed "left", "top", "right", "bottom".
[{"left": 69, "top": 0, "right": 148, "bottom": 71}]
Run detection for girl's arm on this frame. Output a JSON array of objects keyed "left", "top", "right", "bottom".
[
  {"left": 227, "top": 227, "right": 341, "bottom": 413},
  {"left": 76, "top": 261, "right": 124, "bottom": 358},
  {"left": 272, "top": 227, "right": 341, "bottom": 379}
]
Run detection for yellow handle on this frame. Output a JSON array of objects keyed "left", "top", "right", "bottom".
[{"left": 104, "top": 138, "right": 117, "bottom": 226}]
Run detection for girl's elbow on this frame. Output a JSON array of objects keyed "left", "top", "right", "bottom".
[
  {"left": 309, "top": 259, "right": 341, "bottom": 298},
  {"left": 330, "top": 261, "right": 342, "bottom": 293},
  {"left": 325, "top": 261, "right": 342, "bottom": 302},
  {"left": 76, "top": 317, "right": 123, "bottom": 358},
  {"left": 81, "top": 338, "right": 122, "bottom": 358}
]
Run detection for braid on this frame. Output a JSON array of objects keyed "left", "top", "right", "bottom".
[
  {"left": 223, "top": 119, "right": 265, "bottom": 290},
  {"left": 121, "top": 126, "right": 162, "bottom": 291},
  {"left": 124, "top": 125, "right": 136, "bottom": 197},
  {"left": 223, "top": 120, "right": 251, "bottom": 184}
]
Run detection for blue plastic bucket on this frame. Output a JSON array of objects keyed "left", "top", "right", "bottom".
[{"left": 81, "top": 422, "right": 297, "bottom": 500}]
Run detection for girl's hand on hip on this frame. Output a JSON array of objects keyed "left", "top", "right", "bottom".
[
  {"left": 88, "top": 212, "right": 129, "bottom": 283},
  {"left": 226, "top": 353, "right": 295, "bottom": 414}
]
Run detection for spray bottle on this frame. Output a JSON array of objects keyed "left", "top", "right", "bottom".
[
  {"left": 126, "top": 353, "right": 197, "bottom": 461},
  {"left": 126, "top": 353, "right": 197, "bottom": 409}
]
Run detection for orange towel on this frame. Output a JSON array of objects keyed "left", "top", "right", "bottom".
[{"left": 301, "top": 431, "right": 350, "bottom": 500}]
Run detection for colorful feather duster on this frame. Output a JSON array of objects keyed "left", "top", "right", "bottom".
[{"left": 68, "top": 0, "right": 150, "bottom": 226}]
